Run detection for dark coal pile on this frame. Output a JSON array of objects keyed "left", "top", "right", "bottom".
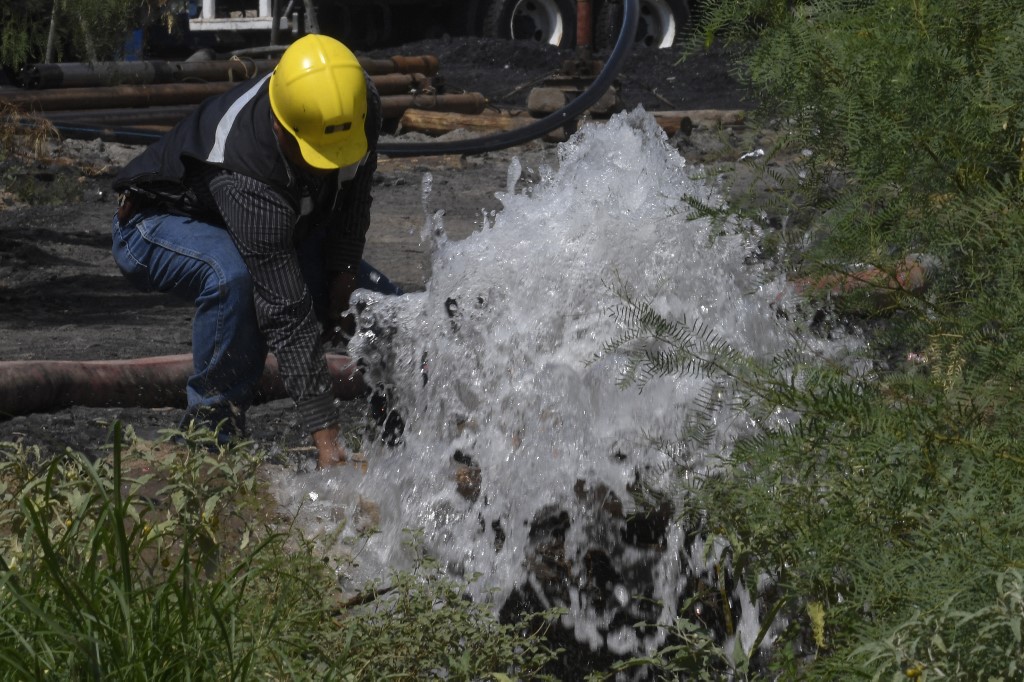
[{"left": 371, "top": 36, "right": 753, "bottom": 111}]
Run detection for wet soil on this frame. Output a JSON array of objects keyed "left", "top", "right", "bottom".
[{"left": 0, "top": 37, "right": 773, "bottom": 461}]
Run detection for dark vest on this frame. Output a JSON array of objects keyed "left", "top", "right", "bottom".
[{"left": 113, "top": 74, "right": 380, "bottom": 213}]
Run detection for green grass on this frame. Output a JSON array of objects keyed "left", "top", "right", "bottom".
[{"left": 0, "top": 424, "right": 559, "bottom": 680}]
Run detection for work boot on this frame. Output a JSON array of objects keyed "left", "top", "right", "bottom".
[{"left": 177, "top": 403, "right": 246, "bottom": 449}]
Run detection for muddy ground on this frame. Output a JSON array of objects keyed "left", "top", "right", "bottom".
[{"left": 0, "top": 37, "right": 777, "bottom": 462}]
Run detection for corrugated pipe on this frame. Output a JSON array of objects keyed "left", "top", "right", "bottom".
[{"left": 0, "top": 354, "right": 366, "bottom": 417}]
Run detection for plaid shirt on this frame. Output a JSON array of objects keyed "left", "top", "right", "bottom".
[{"left": 186, "top": 154, "right": 375, "bottom": 433}]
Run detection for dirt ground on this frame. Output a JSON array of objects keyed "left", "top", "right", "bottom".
[{"left": 0, "top": 37, "right": 768, "bottom": 459}]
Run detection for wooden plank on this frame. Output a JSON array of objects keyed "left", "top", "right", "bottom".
[
  {"left": 399, "top": 108, "right": 533, "bottom": 135},
  {"left": 398, "top": 108, "right": 566, "bottom": 142},
  {"left": 651, "top": 109, "right": 746, "bottom": 135}
]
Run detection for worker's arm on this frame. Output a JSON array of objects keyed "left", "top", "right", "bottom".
[
  {"left": 319, "top": 151, "right": 377, "bottom": 344},
  {"left": 206, "top": 171, "right": 349, "bottom": 468},
  {"left": 321, "top": 78, "right": 382, "bottom": 345}
]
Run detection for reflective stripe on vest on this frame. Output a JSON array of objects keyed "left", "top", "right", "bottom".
[{"left": 207, "top": 74, "right": 272, "bottom": 164}]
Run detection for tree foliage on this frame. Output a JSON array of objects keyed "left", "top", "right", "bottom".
[
  {"left": 1, "top": 0, "right": 146, "bottom": 68},
  {"left": 696, "top": 0, "right": 1024, "bottom": 366},
  {"left": 614, "top": 0, "right": 1024, "bottom": 676}
]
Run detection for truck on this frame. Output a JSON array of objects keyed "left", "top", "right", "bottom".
[{"left": 180, "top": 0, "right": 692, "bottom": 52}]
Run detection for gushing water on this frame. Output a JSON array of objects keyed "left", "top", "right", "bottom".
[{"left": 273, "top": 109, "right": 858, "bottom": 661}]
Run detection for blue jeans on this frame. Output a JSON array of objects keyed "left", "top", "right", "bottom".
[{"left": 111, "top": 211, "right": 400, "bottom": 428}]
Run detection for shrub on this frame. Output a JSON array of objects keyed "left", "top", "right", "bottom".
[
  {"left": 0, "top": 424, "right": 557, "bottom": 679},
  {"left": 609, "top": 0, "right": 1024, "bottom": 675},
  {"left": 2, "top": 0, "right": 145, "bottom": 68}
]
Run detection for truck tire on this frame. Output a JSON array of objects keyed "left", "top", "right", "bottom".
[
  {"left": 481, "top": 0, "right": 577, "bottom": 47},
  {"left": 595, "top": 0, "right": 689, "bottom": 49}
]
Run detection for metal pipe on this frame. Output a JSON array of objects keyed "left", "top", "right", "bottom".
[
  {"left": 44, "top": 104, "right": 198, "bottom": 126},
  {"left": 270, "top": 0, "right": 281, "bottom": 45},
  {"left": 0, "top": 354, "right": 366, "bottom": 417},
  {"left": 18, "top": 59, "right": 278, "bottom": 89},
  {"left": 576, "top": 0, "right": 593, "bottom": 53},
  {"left": 387, "top": 55, "right": 440, "bottom": 77},
  {"left": 3, "top": 82, "right": 239, "bottom": 111},
  {"left": 37, "top": 74, "right": 433, "bottom": 127},
  {"left": 217, "top": 49, "right": 438, "bottom": 76},
  {"left": 367, "top": 72, "right": 431, "bottom": 96},
  {"left": 4, "top": 77, "right": 446, "bottom": 113},
  {"left": 380, "top": 92, "right": 486, "bottom": 119},
  {"left": 17, "top": 55, "right": 439, "bottom": 90},
  {"left": 301, "top": 0, "right": 320, "bottom": 34}
]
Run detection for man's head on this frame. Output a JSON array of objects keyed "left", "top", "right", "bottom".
[{"left": 269, "top": 34, "right": 368, "bottom": 171}]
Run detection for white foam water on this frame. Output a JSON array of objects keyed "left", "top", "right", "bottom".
[{"left": 272, "top": 108, "right": 859, "bottom": 662}]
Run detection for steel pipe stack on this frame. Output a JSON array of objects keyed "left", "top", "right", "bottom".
[
  {"left": 16, "top": 54, "right": 440, "bottom": 89},
  {"left": 3, "top": 52, "right": 479, "bottom": 142},
  {"left": 5, "top": 73, "right": 454, "bottom": 112},
  {"left": 18, "top": 59, "right": 278, "bottom": 89}
]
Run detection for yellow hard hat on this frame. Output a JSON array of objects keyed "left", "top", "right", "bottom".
[{"left": 269, "top": 34, "right": 368, "bottom": 170}]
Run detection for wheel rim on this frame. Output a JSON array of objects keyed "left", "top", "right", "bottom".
[
  {"left": 507, "top": 0, "right": 565, "bottom": 45},
  {"left": 636, "top": 0, "right": 676, "bottom": 48}
]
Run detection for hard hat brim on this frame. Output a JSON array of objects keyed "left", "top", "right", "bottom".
[
  {"left": 296, "top": 134, "right": 368, "bottom": 171},
  {"left": 296, "top": 132, "right": 368, "bottom": 168}
]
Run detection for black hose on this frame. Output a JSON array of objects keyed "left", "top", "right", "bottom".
[
  {"left": 378, "top": 0, "right": 639, "bottom": 157},
  {"left": 18, "top": 119, "right": 165, "bottom": 146}
]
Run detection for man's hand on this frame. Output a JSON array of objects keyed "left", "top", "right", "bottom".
[
  {"left": 313, "top": 426, "right": 368, "bottom": 472},
  {"left": 322, "top": 271, "right": 357, "bottom": 346},
  {"left": 313, "top": 425, "right": 348, "bottom": 468}
]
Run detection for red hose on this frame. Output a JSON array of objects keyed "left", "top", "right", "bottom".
[{"left": 0, "top": 353, "right": 366, "bottom": 417}]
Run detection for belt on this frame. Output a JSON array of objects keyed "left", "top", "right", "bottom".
[
  {"left": 116, "top": 190, "right": 155, "bottom": 226},
  {"left": 116, "top": 189, "right": 207, "bottom": 226}
]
